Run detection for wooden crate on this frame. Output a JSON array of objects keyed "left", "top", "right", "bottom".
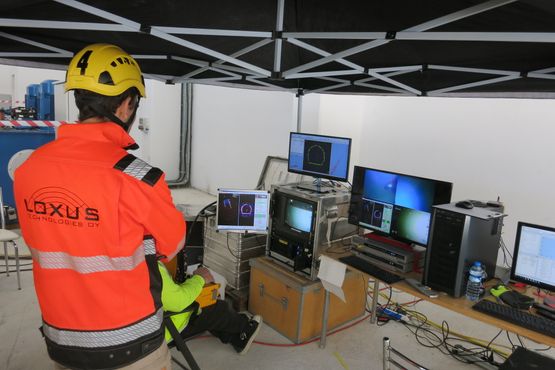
[{"left": 249, "top": 257, "right": 366, "bottom": 343}]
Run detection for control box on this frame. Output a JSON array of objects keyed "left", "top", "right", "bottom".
[{"left": 267, "top": 183, "right": 357, "bottom": 280}]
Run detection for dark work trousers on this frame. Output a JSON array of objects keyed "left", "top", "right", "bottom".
[{"left": 179, "top": 300, "right": 249, "bottom": 344}]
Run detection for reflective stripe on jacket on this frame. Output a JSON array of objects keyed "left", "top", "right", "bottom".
[
  {"left": 13, "top": 122, "right": 186, "bottom": 364},
  {"left": 159, "top": 262, "right": 204, "bottom": 342}
]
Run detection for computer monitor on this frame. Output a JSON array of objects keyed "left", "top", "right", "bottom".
[
  {"left": 288, "top": 132, "right": 352, "bottom": 187},
  {"left": 510, "top": 222, "right": 555, "bottom": 292},
  {"left": 216, "top": 189, "right": 270, "bottom": 233},
  {"left": 348, "top": 166, "right": 453, "bottom": 247}
]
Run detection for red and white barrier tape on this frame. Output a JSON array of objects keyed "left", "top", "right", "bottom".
[
  {"left": 0, "top": 100, "right": 25, "bottom": 104},
  {"left": 0, "top": 120, "right": 71, "bottom": 127}
]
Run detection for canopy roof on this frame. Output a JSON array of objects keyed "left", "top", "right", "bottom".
[{"left": 2, "top": 0, "right": 555, "bottom": 97}]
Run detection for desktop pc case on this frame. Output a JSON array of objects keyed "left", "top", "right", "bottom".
[
  {"left": 423, "top": 202, "right": 506, "bottom": 297},
  {"left": 267, "top": 183, "right": 357, "bottom": 280}
]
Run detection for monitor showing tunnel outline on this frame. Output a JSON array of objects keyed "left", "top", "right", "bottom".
[
  {"left": 288, "top": 132, "right": 352, "bottom": 181},
  {"left": 216, "top": 189, "right": 270, "bottom": 233}
]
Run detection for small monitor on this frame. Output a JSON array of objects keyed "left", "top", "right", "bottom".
[
  {"left": 288, "top": 132, "right": 352, "bottom": 182},
  {"left": 284, "top": 198, "right": 314, "bottom": 233},
  {"left": 216, "top": 189, "right": 270, "bottom": 233},
  {"left": 510, "top": 222, "right": 555, "bottom": 292},
  {"left": 348, "top": 166, "right": 453, "bottom": 246}
]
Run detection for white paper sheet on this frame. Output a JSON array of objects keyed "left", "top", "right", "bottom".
[{"left": 317, "top": 255, "right": 346, "bottom": 302}]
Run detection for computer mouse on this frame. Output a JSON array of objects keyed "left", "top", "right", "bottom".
[
  {"left": 499, "top": 291, "right": 534, "bottom": 309},
  {"left": 455, "top": 200, "right": 474, "bottom": 209}
]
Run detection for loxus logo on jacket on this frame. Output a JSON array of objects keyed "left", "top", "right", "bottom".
[{"left": 23, "top": 186, "right": 100, "bottom": 228}]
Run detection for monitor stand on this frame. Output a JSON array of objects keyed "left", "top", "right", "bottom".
[{"left": 296, "top": 178, "right": 333, "bottom": 193}]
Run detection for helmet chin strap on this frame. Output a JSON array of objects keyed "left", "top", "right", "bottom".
[{"left": 90, "top": 98, "right": 140, "bottom": 133}]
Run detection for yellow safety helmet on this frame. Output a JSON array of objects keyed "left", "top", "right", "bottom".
[{"left": 65, "top": 44, "right": 146, "bottom": 97}]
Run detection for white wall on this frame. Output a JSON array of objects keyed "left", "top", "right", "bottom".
[
  {"left": 5, "top": 62, "right": 555, "bottom": 261},
  {"left": 0, "top": 64, "right": 183, "bottom": 181},
  {"left": 190, "top": 84, "right": 555, "bottom": 262},
  {"left": 317, "top": 94, "right": 555, "bottom": 261},
  {"left": 190, "top": 84, "right": 297, "bottom": 194},
  {"left": 0, "top": 64, "right": 65, "bottom": 106},
  {"left": 129, "top": 80, "right": 182, "bottom": 180}
]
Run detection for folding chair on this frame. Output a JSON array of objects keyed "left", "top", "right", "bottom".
[
  {"left": 164, "top": 301, "right": 201, "bottom": 370},
  {"left": 0, "top": 187, "right": 21, "bottom": 290}
]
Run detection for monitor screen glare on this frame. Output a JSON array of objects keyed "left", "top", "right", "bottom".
[
  {"left": 511, "top": 222, "right": 555, "bottom": 291},
  {"left": 217, "top": 189, "right": 270, "bottom": 232},
  {"left": 288, "top": 132, "right": 351, "bottom": 181},
  {"left": 349, "top": 166, "right": 452, "bottom": 246}
]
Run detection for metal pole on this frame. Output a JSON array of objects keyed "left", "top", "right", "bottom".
[
  {"left": 273, "top": 0, "right": 285, "bottom": 74},
  {"left": 0, "top": 187, "right": 9, "bottom": 277},
  {"left": 296, "top": 89, "right": 303, "bottom": 132},
  {"left": 319, "top": 290, "right": 330, "bottom": 348},
  {"left": 15, "top": 242, "right": 20, "bottom": 289},
  {"left": 383, "top": 337, "right": 390, "bottom": 370},
  {"left": 370, "top": 278, "right": 379, "bottom": 324}
]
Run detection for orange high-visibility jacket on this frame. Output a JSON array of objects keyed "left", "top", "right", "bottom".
[{"left": 14, "top": 122, "right": 186, "bottom": 368}]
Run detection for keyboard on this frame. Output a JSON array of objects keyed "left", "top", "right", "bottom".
[
  {"left": 472, "top": 300, "right": 555, "bottom": 338},
  {"left": 339, "top": 255, "right": 404, "bottom": 284}
]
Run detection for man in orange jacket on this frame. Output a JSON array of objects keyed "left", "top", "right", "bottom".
[{"left": 14, "top": 44, "right": 185, "bottom": 369}]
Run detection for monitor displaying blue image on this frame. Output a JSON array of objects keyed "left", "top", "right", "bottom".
[
  {"left": 363, "top": 172, "right": 436, "bottom": 213},
  {"left": 349, "top": 166, "right": 452, "bottom": 246},
  {"left": 288, "top": 132, "right": 351, "bottom": 181},
  {"left": 362, "top": 171, "right": 398, "bottom": 204}
]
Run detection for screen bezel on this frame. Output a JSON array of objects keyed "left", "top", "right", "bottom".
[
  {"left": 510, "top": 221, "right": 555, "bottom": 291},
  {"left": 287, "top": 131, "right": 352, "bottom": 182},
  {"left": 348, "top": 165, "right": 453, "bottom": 246},
  {"left": 216, "top": 188, "right": 271, "bottom": 233}
]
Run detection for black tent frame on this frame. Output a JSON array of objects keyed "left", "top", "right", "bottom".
[{"left": 2, "top": 0, "right": 555, "bottom": 97}]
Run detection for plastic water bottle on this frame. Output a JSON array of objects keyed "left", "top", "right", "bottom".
[{"left": 466, "top": 261, "right": 484, "bottom": 301}]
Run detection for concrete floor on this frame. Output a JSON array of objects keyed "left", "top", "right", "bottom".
[{"left": 2, "top": 235, "right": 554, "bottom": 370}]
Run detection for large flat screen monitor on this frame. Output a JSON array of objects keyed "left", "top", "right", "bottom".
[
  {"left": 288, "top": 132, "right": 352, "bottom": 182},
  {"left": 348, "top": 166, "right": 453, "bottom": 246},
  {"left": 216, "top": 189, "right": 270, "bottom": 233},
  {"left": 510, "top": 222, "right": 555, "bottom": 292}
]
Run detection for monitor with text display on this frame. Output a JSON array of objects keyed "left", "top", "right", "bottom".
[{"left": 510, "top": 222, "right": 555, "bottom": 292}]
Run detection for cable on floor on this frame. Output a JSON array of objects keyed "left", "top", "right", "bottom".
[{"left": 253, "top": 313, "right": 372, "bottom": 347}]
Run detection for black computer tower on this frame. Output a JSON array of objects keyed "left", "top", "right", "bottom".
[{"left": 423, "top": 203, "right": 506, "bottom": 297}]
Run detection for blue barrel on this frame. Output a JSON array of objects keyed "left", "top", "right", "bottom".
[
  {"left": 25, "top": 84, "right": 40, "bottom": 112},
  {"left": 0, "top": 127, "right": 56, "bottom": 209},
  {"left": 38, "top": 80, "right": 56, "bottom": 120}
]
